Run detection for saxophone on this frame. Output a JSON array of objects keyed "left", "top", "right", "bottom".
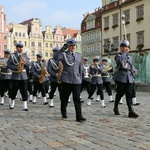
[
  {"left": 39, "top": 60, "right": 49, "bottom": 84},
  {"left": 18, "top": 54, "right": 25, "bottom": 73},
  {"left": 56, "top": 62, "right": 63, "bottom": 83}
]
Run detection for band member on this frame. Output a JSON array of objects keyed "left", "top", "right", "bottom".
[
  {"left": 54, "top": 39, "right": 86, "bottom": 122},
  {"left": 7, "top": 42, "right": 30, "bottom": 111},
  {"left": 81, "top": 57, "right": 90, "bottom": 97},
  {"left": 31, "top": 54, "right": 48, "bottom": 105},
  {"left": 87, "top": 57, "right": 105, "bottom": 107},
  {"left": 0, "top": 50, "right": 12, "bottom": 105},
  {"left": 113, "top": 40, "right": 139, "bottom": 118},
  {"left": 47, "top": 47, "right": 62, "bottom": 107},
  {"left": 101, "top": 58, "right": 114, "bottom": 102}
]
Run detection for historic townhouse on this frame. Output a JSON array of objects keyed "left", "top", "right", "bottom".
[
  {"left": 53, "top": 25, "right": 64, "bottom": 48},
  {"left": 81, "top": 8, "right": 102, "bottom": 64},
  {"left": 61, "top": 28, "right": 81, "bottom": 53},
  {"left": 20, "top": 18, "right": 43, "bottom": 61},
  {"left": 42, "top": 26, "right": 54, "bottom": 59},
  {"left": 8, "top": 23, "right": 29, "bottom": 55},
  {"left": 0, "top": 6, "right": 10, "bottom": 57},
  {"left": 102, "top": 0, "right": 150, "bottom": 58}
]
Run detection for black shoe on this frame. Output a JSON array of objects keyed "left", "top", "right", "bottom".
[
  {"left": 109, "top": 100, "right": 114, "bottom": 102},
  {"left": 76, "top": 117, "right": 86, "bottom": 122},
  {"left": 128, "top": 111, "right": 139, "bottom": 118},
  {"left": 132, "top": 103, "right": 140, "bottom": 106},
  {"left": 113, "top": 108, "right": 120, "bottom": 115},
  {"left": 10, "top": 107, "right": 14, "bottom": 109},
  {"left": 23, "top": 108, "right": 28, "bottom": 111},
  {"left": 62, "top": 115, "right": 68, "bottom": 118},
  {"left": 81, "top": 100, "right": 84, "bottom": 103},
  {"left": 43, "top": 102, "right": 48, "bottom": 105}
]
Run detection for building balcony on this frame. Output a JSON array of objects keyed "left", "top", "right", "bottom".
[
  {"left": 112, "top": 24, "right": 118, "bottom": 28},
  {"left": 136, "top": 17, "right": 144, "bottom": 22}
]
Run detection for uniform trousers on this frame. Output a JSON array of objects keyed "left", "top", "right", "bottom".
[
  {"left": 0, "top": 80, "right": 12, "bottom": 98},
  {"left": 28, "top": 81, "right": 33, "bottom": 95},
  {"left": 81, "top": 80, "right": 90, "bottom": 94},
  {"left": 45, "top": 80, "right": 49, "bottom": 94},
  {"left": 11, "top": 80, "right": 28, "bottom": 101},
  {"left": 115, "top": 81, "right": 133, "bottom": 111},
  {"left": 33, "top": 81, "right": 46, "bottom": 97},
  {"left": 132, "top": 83, "right": 136, "bottom": 98},
  {"left": 49, "top": 81, "right": 62, "bottom": 100},
  {"left": 61, "top": 82, "right": 83, "bottom": 119},
  {"left": 103, "top": 82, "right": 112, "bottom": 96},
  {"left": 89, "top": 84, "right": 104, "bottom": 100}
]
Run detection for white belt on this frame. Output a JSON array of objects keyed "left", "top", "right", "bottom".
[
  {"left": 12, "top": 70, "right": 26, "bottom": 73},
  {"left": 102, "top": 75, "right": 110, "bottom": 77},
  {"left": 1, "top": 72, "right": 12, "bottom": 75},
  {"left": 92, "top": 74, "right": 101, "bottom": 77}
]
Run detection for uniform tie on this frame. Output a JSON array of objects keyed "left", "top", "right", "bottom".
[{"left": 72, "top": 53, "right": 75, "bottom": 61}]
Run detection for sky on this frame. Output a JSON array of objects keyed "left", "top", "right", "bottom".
[{"left": 1, "top": 0, "right": 102, "bottom": 30}]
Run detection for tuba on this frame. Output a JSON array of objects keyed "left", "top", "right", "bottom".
[
  {"left": 39, "top": 60, "right": 49, "bottom": 84},
  {"left": 56, "top": 62, "right": 63, "bottom": 83},
  {"left": 102, "top": 63, "right": 113, "bottom": 72}
]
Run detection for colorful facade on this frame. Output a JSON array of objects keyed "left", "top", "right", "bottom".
[
  {"left": 43, "top": 26, "right": 54, "bottom": 60},
  {"left": 0, "top": 6, "right": 10, "bottom": 58},
  {"left": 81, "top": 8, "right": 102, "bottom": 63}
]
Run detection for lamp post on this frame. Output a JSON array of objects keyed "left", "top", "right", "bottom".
[{"left": 103, "top": 41, "right": 115, "bottom": 58}]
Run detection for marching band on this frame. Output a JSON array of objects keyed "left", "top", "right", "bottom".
[{"left": 0, "top": 38, "right": 139, "bottom": 122}]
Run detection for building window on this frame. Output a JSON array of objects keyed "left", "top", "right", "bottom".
[
  {"left": 19, "top": 32, "right": 21, "bottom": 37},
  {"left": 38, "top": 42, "right": 41, "bottom": 47},
  {"left": 112, "top": 13, "right": 118, "bottom": 28},
  {"left": 104, "top": 38, "right": 110, "bottom": 45},
  {"left": 123, "top": 9, "right": 130, "bottom": 23},
  {"left": 87, "top": 34, "right": 90, "bottom": 41},
  {"left": 60, "top": 37, "right": 62, "bottom": 41},
  {"left": 31, "top": 42, "right": 35, "bottom": 47},
  {"left": 45, "top": 52, "right": 48, "bottom": 57},
  {"left": 56, "top": 37, "right": 58, "bottom": 40},
  {"left": 22, "top": 33, "right": 25, "bottom": 37},
  {"left": 24, "top": 41, "right": 27, "bottom": 46},
  {"left": 91, "top": 45, "right": 94, "bottom": 52},
  {"left": 113, "top": 36, "right": 119, "bottom": 49},
  {"left": 104, "top": 16, "right": 109, "bottom": 30},
  {"left": 15, "top": 32, "right": 18, "bottom": 36},
  {"left": 123, "top": 34, "right": 130, "bottom": 43},
  {"left": 136, "top": 5, "right": 144, "bottom": 21},
  {"left": 31, "top": 51, "right": 35, "bottom": 56},
  {"left": 91, "top": 33, "right": 94, "bottom": 39},
  {"left": 97, "top": 44, "right": 100, "bottom": 51},
  {"left": 4, "top": 45, "right": 7, "bottom": 50},
  {"left": 137, "top": 31, "right": 144, "bottom": 45},
  {"left": 45, "top": 43, "right": 48, "bottom": 48},
  {"left": 87, "top": 45, "right": 90, "bottom": 52},
  {"left": 50, "top": 43, "right": 53, "bottom": 48},
  {"left": 4, "top": 35, "right": 7, "bottom": 40}
]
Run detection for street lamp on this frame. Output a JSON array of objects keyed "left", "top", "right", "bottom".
[{"left": 103, "top": 41, "right": 115, "bottom": 58}]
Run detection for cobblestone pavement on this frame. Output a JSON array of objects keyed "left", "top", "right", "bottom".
[{"left": 0, "top": 91, "right": 150, "bottom": 150}]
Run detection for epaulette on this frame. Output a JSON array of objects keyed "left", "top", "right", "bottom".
[{"left": 76, "top": 52, "right": 81, "bottom": 55}]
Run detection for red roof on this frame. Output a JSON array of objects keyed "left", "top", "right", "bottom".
[{"left": 61, "top": 28, "right": 80, "bottom": 38}]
